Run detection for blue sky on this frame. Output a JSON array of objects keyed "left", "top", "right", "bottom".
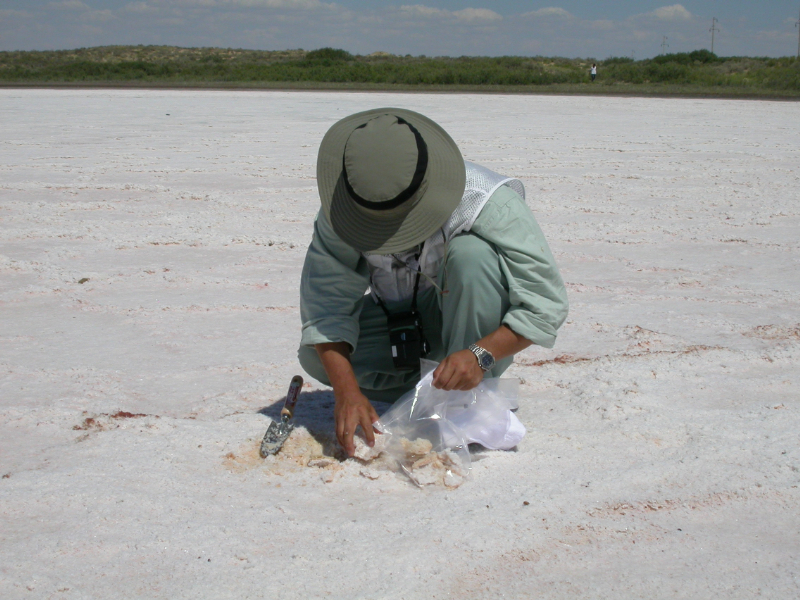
[{"left": 1, "top": 1, "right": 798, "bottom": 58}]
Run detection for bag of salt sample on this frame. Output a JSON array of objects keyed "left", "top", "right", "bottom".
[
  {"left": 368, "top": 360, "right": 524, "bottom": 487},
  {"left": 445, "top": 375, "right": 525, "bottom": 451}
]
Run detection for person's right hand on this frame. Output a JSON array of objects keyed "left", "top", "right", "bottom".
[
  {"left": 334, "top": 388, "right": 379, "bottom": 457},
  {"left": 314, "top": 341, "right": 379, "bottom": 457}
]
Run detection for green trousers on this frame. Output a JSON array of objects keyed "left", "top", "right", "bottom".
[{"left": 298, "top": 232, "right": 513, "bottom": 403}]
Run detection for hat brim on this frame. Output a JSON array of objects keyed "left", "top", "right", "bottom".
[{"left": 317, "top": 108, "right": 466, "bottom": 254}]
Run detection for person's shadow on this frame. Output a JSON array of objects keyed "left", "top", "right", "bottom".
[
  {"left": 257, "top": 390, "right": 505, "bottom": 459},
  {"left": 257, "top": 389, "right": 393, "bottom": 458}
]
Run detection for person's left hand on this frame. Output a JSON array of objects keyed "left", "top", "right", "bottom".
[{"left": 432, "top": 349, "right": 483, "bottom": 391}]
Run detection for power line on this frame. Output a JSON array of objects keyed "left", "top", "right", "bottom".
[{"left": 709, "top": 17, "right": 720, "bottom": 54}]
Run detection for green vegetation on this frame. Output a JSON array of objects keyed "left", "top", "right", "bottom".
[{"left": 1, "top": 46, "right": 798, "bottom": 97}]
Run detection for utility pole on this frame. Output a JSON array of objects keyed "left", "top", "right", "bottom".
[
  {"left": 795, "top": 6, "right": 800, "bottom": 59},
  {"left": 661, "top": 36, "right": 669, "bottom": 53},
  {"left": 709, "top": 17, "right": 719, "bottom": 54}
]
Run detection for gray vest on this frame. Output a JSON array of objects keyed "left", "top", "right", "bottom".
[{"left": 365, "top": 161, "right": 525, "bottom": 304}]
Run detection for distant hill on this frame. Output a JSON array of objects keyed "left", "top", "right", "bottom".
[{"left": 1, "top": 46, "right": 798, "bottom": 97}]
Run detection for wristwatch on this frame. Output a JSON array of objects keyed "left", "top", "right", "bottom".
[{"left": 468, "top": 343, "right": 495, "bottom": 372}]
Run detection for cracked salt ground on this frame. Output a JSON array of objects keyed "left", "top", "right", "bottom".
[{"left": 2, "top": 90, "right": 800, "bottom": 599}]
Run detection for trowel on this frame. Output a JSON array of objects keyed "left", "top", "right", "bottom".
[{"left": 259, "top": 375, "right": 304, "bottom": 457}]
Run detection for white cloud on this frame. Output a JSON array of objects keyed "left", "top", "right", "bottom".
[
  {"left": 167, "top": 0, "right": 331, "bottom": 7},
  {"left": 86, "top": 9, "right": 115, "bottom": 21},
  {"left": 48, "top": 0, "right": 90, "bottom": 9},
  {"left": 651, "top": 4, "right": 692, "bottom": 21},
  {"left": 452, "top": 8, "right": 501, "bottom": 22},
  {"left": 753, "top": 29, "right": 794, "bottom": 42},
  {"left": 157, "top": 17, "right": 186, "bottom": 25},
  {"left": 522, "top": 7, "right": 572, "bottom": 19},
  {"left": 222, "top": 0, "right": 330, "bottom": 8},
  {"left": 398, "top": 5, "right": 500, "bottom": 23},
  {"left": 124, "top": 2, "right": 157, "bottom": 12},
  {"left": 244, "top": 0, "right": 325, "bottom": 10},
  {"left": 399, "top": 5, "right": 448, "bottom": 18}
]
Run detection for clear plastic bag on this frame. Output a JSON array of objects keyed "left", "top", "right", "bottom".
[{"left": 366, "top": 359, "right": 524, "bottom": 488}]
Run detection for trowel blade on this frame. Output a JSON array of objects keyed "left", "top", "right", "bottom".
[
  {"left": 259, "top": 375, "right": 303, "bottom": 457},
  {"left": 260, "top": 420, "right": 294, "bottom": 457}
]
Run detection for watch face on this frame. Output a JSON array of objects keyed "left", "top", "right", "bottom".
[{"left": 480, "top": 354, "right": 494, "bottom": 369}]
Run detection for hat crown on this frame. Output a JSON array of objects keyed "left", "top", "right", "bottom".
[
  {"left": 343, "top": 115, "right": 422, "bottom": 207},
  {"left": 317, "top": 107, "right": 465, "bottom": 254}
]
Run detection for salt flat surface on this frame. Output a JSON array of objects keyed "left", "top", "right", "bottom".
[{"left": 1, "top": 90, "right": 799, "bottom": 599}]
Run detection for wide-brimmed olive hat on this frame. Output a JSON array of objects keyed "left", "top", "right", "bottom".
[{"left": 316, "top": 108, "right": 466, "bottom": 254}]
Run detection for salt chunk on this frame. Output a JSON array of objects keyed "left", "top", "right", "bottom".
[
  {"left": 411, "top": 463, "right": 441, "bottom": 486},
  {"left": 353, "top": 433, "right": 387, "bottom": 461},
  {"left": 443, "top": 469, "right": 465, "bottom": 488},
  {"left": 359, "top": 467, "right": 381, "bottom": 480},
  {"left": 401, "top": 437, "right": 433, "bottom": 457}
]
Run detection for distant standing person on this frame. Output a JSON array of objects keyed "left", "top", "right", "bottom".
[{"left": 590, "top": 64, "right": 597, "bottom": 82}]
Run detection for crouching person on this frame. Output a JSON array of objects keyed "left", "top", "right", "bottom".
[{"left": 297, "top": 108, "right": 568, "bottom": 456}]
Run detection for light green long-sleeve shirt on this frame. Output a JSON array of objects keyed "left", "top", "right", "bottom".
[{"left": 300, "top": 185, "right": 569, "bottom": 351}]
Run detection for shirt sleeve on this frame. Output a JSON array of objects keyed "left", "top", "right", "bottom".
[
  {"left": 299, "top": 210, "right": 370, "bottom": 351},
  {"left": 470, "top": 185, "right": 569, "bottom": 348}
]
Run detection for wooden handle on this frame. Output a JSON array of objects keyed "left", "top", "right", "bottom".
[{"left": 281, "top": 375, "right": 304, "bottom": 419}]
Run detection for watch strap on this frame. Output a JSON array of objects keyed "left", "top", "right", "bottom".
[{"left": 468, "top": 343, "right": 495, "bottom": 372}]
